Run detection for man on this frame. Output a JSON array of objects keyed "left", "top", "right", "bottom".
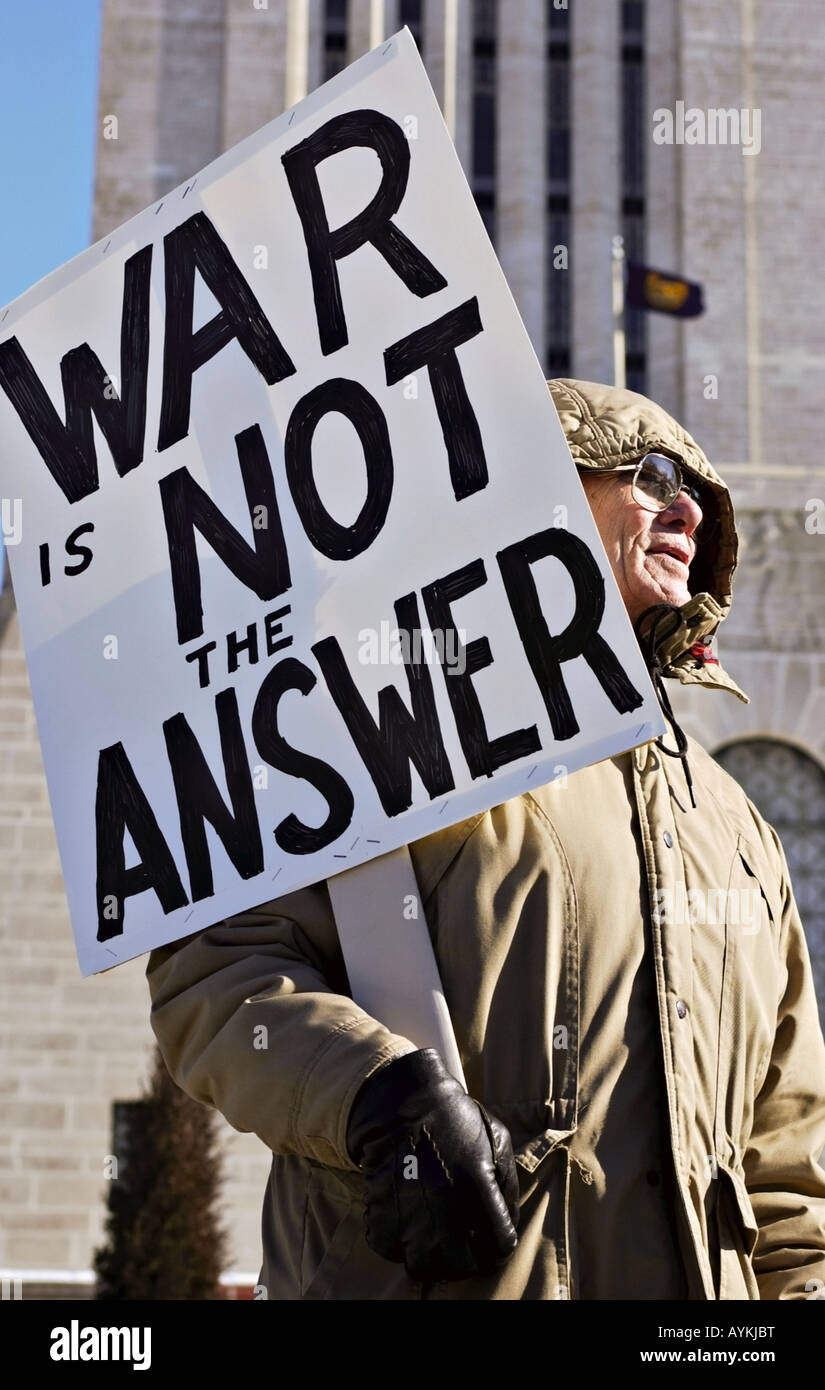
[{"left": 147, "top": 378, "right": 825, "bottom": 1300}]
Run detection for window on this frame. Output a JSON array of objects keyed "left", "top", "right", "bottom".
[
  {"left": 400, "top": 0, "right": 422, "bottom": 50},
  {"left": 111, "top": 1100, "right": 149, "bottom": 1186},
  {"left": 323, "top": 0, "right": 348, "bottom": 81},
  {"left": 546, "top": 0, "right": 570, "bottom": 376},
  {"left": 621, "top": 0, "right": 646, "bottom": 392},
  {"left": 472, "top": 0, "right": 497, "bottom": 240}
]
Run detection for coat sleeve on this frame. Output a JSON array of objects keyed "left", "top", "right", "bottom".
[
  {"left": 145, "top": 881, "right": 418, "bottom": 1171},
  {"left": 743, "top": 827, "right": 825, "bottom": 1300}
]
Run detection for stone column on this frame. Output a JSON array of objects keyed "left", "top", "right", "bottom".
[
  {"left": 423, "top": 0, "right": 473, "bottom": 175},
  {"left": 570, "top": 0, "right": 621, "bottom": 383},
  {"left": 348, "top": 0, "right": 397, "bottom": 62},
  {"left": 495, "top": 0, "right": 546, "bottom": 361},
  {"left": 285, "top": 0, "right": 324, "bottom": 106},
  {"left": 94, "top": 0, "right": 224, "bottom": 237},
  {"left": 93, "top": 0, "right": 162, "bottom": 238},
  {"left": 285, "top": 0, "right": 309, "bottom": 106},
  {"left": 222, "top": 0, "right": 288, "bottom": 150},
  {"left": 675, "top": 0, "right": 749, "bottom": 459}
]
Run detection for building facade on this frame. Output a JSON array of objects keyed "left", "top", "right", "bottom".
[{"left": 2, "top": 0, "right": 824, "bottom": 1293}]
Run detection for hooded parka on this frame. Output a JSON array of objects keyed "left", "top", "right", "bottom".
[{"left": 146, "top": 380, "right": 825, "bottom": 1300}]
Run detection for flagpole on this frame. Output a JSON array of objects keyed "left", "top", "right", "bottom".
[{"left": 611, "top": 234, "right": 626, "bottom": 389}]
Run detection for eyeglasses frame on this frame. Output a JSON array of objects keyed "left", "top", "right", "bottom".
[{"left": 607, "top": 453, "right": 708, "bottom": 517}]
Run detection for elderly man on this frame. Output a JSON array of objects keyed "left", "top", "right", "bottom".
[{"left": 147, "top": 378, "right": 825, "bottom": 1300}]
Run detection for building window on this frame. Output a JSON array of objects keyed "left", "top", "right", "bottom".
[
  {"left": 472, "top": 0, "right": 497, "bottom": 241},
  {"left": 323, "top": 0, "right": 348, "bottom": 81},
  {"left": 621, "top": 0, "right": 646, "bottom": 392},
  {"left": 546, "top": 0, "right": 570, "bottom": 377},
  {"left": 400, "top": 0, "right": 423, "bottom": 50},
  {"left": 714, "top": 738, "right": 825, "bottom": 1029},
  {"left": 111, "top": 1100, "right": 149, "bottom": 1185}
]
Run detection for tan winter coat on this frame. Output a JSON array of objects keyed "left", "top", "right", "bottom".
[{"left": 146, "top": 380, "right": 825, "bottom": 1300}]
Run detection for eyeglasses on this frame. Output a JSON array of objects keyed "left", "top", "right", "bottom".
[{"left": 610, "top": 454, "right": 712, "bottom": 536}]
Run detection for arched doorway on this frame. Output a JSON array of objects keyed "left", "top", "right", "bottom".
[{"left": 714, "top": 738, "right": 825, "bottom": 1030}]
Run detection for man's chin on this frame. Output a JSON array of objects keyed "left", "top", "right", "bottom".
[
  {"left": 627, "top": 581, "right": 691, "bottom": 625},
  {"left": 641, "top": 560, "right": 691, "bottom": 608}
]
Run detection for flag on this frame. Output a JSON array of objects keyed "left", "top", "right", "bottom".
[{"left": 626, "top": 261, "right": 704, "bottom": 317}]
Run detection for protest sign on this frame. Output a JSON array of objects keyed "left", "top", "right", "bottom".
[{"left": 0, "top": 29, "right": 665, "bottom": 976}]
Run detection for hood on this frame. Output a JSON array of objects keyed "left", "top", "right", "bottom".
[{"left": 547, "top": 378, "right": 748, "bottom": 704}]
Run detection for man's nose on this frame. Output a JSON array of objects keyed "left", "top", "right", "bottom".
[{"left": 662, "top": 488, "right": 703, "bottom": 537}]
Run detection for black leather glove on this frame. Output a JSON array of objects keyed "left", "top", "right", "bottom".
[{"left": 346, "top": 1048, "right": 520, "bottom": 1283}]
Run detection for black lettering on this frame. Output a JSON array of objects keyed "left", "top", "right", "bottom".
[
  {"left": 264, "top": 605, "right": 291, "bottom": 656},
  {"left": 422, "top": 560, "right": 541, "bottom": 778},
  {"left": 284, "top": 379, "right": 392, "bottom": 559},
  {"left": 227, "top": 621, "right": 259, "bottom": 674},
  {"left": 185, "top": 640, "right": 217, "bottom": 690},
  {"left": 0, "top": 246, "right": 152, "bottom": 503},
  {"left": 163, "top": 687, "right": 264, "bottom": 902},
  {"left": 496, "top": 527, "right": 644, "bottom": 741},
  {"left": 160, "top": 422, "right": 291, "bottom": 644},
  {"left": 64, "top": 522, "right": 94, "bottom": 576},
  {"left": 385, "top": 298, "right": 488, "bottom": 500},
  {"left": 251, "top": 657, "right": 353, "bottom": 854},
  {"left": 158, "top": 211, "right": 295, "bottom": 450},
  {"left": 312, "top": 592, "right": 455, "bottom": 816},
  {"left": 282, "top": 109, "right": 447, "bottom": 355},
  {"left": 95, "top": 740, "right": 188, "bottom": 941}
]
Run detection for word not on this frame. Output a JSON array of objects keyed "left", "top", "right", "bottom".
[
  {"left": 357, "top": 621, "right": 468, "bottom": 675},
  {"left": 652, "top": 101, "right": 761, "bottom": 156},
  {"left": 50, "top": 1321, "right": 151, "bottom": 1371}
]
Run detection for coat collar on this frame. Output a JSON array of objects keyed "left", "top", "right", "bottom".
[{"left": 652, "top": 592, "right": 749, "bottom": 704}]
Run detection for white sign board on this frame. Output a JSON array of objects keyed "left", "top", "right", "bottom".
[{"left": 0, "top": 30, "right": 665, "bottom": 975}]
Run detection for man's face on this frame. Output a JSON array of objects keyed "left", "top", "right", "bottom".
[{"left": 580, "top": 468, "right": 704, "bottom": 625}]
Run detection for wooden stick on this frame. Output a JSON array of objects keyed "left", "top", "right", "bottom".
[{"left": 327, "top": 844, "right": 467, "bottom": 1088}]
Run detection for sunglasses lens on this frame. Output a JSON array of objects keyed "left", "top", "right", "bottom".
[{"left": 632, "top": 455, "right": 681, "bottom": 510}]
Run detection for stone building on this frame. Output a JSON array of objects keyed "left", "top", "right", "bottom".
[{"left": 2, "top": 0, "right": 823, "bottom": 1296}]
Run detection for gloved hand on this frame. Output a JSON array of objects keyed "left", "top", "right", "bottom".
[{"left": 346, "top": 1047, "right": 520, "bottom": 1283}]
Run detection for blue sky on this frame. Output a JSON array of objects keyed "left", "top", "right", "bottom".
[
  {"left": 0, "top": 0, "right": 102, "bottom": 308},
  {"left": 0, "top": 0, "right": 100, "bottom": 584}
]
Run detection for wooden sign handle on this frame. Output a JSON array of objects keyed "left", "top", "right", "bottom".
[{"left": 327, "top": 845, "right": 467, "bottom": 1089}]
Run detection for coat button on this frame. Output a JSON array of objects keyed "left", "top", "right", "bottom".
[
  {"left": 663, "top": 831, "right": 673, "bottom": 848},
  {"left": 676, "top": 999, "right": 687, "bottom": 1019}
]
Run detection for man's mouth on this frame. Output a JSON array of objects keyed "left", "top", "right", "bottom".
[{"left": 647, "top": 543, "right": 692, "bottom": 566}]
